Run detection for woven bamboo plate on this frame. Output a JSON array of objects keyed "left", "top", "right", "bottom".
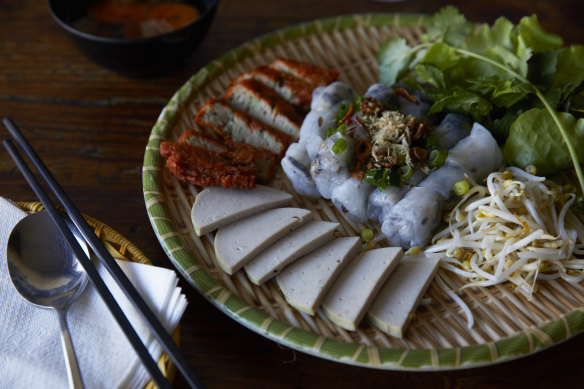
[
  {"left": 15, "top": 201, "right": 178, "bottom": 387},
  {"left": 142, "top": 13, "right": 584, "bottom": 370}
]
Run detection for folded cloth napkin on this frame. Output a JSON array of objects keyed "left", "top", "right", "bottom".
[{"left": 0, "top": 197, "right": 187, "bottom": 389}]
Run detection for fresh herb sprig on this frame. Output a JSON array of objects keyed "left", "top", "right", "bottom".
[{"left": 376, "top": 6, "right": 584, "bottom": 193}]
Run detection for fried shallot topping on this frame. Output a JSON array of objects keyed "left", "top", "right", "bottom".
[{"left": 358, "top": 97, "right": 427, "bottom": 169}]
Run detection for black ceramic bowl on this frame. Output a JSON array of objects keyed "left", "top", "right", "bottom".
[{"left": 49, "top": 0, "right": 218, "bottom": 77}]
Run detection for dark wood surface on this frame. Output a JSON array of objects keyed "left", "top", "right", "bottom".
[{"left": 2, "top": 1, "right": 584, "bottom": 388}]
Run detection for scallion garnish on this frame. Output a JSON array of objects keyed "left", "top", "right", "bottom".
[
  {"left": 332, "top": 138, "right": 348, "bottom": 154},
  {"left": 454, "top": 180, "right": 470, "bottom": 196},
  {"left": 429, "top": 149, "right": 448, "bottom": 168}
]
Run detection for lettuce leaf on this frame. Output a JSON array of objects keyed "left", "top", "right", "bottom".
[{"left": 504, "top": 108, "right": 584, "bottom": 174}]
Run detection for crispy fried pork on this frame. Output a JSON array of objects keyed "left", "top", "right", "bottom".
[
  {"left": 230, "top": 65, "right": 315, "bottom": 111},
  {"left": 160, "top": 141, "right": 256, "bottom": 189},
  {"left": 269, "top": 58, "right": 339, "bottom": 86},
  {"left": 196, "top": 98, "right": 291, "bottom": 157}
]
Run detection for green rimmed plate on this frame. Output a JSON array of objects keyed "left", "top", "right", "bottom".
[{"left": 142, "top": 13, "right": 584, "bottom": 370}]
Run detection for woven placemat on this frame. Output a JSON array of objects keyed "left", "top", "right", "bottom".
[
  {"left": 16, "top": 201, "right": 178, "bottom": 387},
  {"left": 142, "top": 13, "right": 584, "bottom": 370}
]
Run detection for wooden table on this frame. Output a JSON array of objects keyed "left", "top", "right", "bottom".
[{"left": 2, "top": 1, "right": 584, "bottom": 388}]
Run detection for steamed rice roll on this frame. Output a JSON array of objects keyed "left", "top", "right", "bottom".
[
  {"left": 381, "top": 122, "right": 503, "bottom": 248},
  {"left": 331, "top": 177, "right": 375, "bottom": 222},
  {"left": 366, "top": 169, "right": 427, "bottom": 223},
  {"left": 432, "top": 113, "right": 472, "bottom": 150},
  {"left": 447, "top": 122, "right": 503, "bottom": 181},
  {"left": 418, "top": 162, "right": 466, "bottom": 201},
  {"left": 298, "top": 108, "right": 337, "bottom": 141},
  {"left": 310, "top": 81, "right": 357, "bottom": 112},
  {"left": 363, "top": 83, "right": 394, "bottom": 103},
  {"left": 281, "top": 142, "right": 320, "bottom": 197},
  {"left": 381, "top": 187, "right": 443, "bottom": 248},
  {"left": 311, "top": 132, "right": 356, "bottom": 199}
]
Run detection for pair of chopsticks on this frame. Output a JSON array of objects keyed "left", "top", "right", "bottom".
[{"left": 2, "top": 118, "right": 205, "bottom": 389}]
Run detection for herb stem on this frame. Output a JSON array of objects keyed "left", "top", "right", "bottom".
[{"left": 454, "top": 47, "right": 584, "bottom": 194}]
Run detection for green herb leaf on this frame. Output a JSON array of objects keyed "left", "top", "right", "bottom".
[
  {"left": 515, "top": 14, "right": 563, "bottom": 54},
  {"left": 421, "top": 5, "right": 471, "bottom": 46},
  {"left": 552, "top": 45, "right": 584, "bottom": 101},
  {"left": 527, "top": 50, "right": 560, "bottom": 88},
  {"left": 503, "top": 108, "right": 584, "bottom": 174},
  {"left": 425, "top": 86, "right": 493, "bottom": 121},
  {"left": 570, "top": 91, "right": 584, "bottom": 117},
  {"left": 413, "top": 63, "right": 446, "bottom": 89},
  {"left": 376, "top": 37, "right": 422, "bottom": 86},
  {"left": 463, "top": 17, "right": 515, "bottom": 53},
  {"left": 490, "top": 78, "right": 534, "bottom": 107}
]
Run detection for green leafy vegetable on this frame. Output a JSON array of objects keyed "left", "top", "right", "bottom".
[
  {"left": 376, "top": 6, "right": 584, "bottom": 193},
  {"left": 503, "top": 108, "right": 584, "bottom": 175}
]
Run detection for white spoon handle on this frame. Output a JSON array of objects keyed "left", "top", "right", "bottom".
[{"left": 58, "top": 311, "right": 85, "bottom": 389}]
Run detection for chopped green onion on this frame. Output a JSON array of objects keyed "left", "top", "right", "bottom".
[
  {"left": 429, "top": 149, "right": 448, "bottom": 168},
  {"left": 425, "top": 134, "right": 440, "bottom": 149},
  {"left": 360, "top": 228, "right": 374, "bottom": 243},
  {"left": 454, "top": 180, "right": 470, "bottom": 196},
  {"left": 364, "top": 168, "right": 388, "bottom": 191},
  {"left": 398, "top": 164, "right": 413, "bottom": 180},
  {"left": 383, "top": 168, "right": 401, "bottom": 188},
  {"left": 351, "top": 96, "right": 362, "bottom": 112},
  {"left": 405, "top": 246, "right": 421, "bottom": 255},
  {"left": 327, "top": 123, "right": 348, "bottom": 137},
  {"left": 336, "top": 103, "right": 349, "bottom": 121},
  {"left": 365, "top": 167, "right": 402, "bottom": 191},
  {"left": 332, "top": 138, "right": 348, "bottom": 154}
]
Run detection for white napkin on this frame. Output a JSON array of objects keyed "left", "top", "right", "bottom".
[{"left": 0, "top": 197, "right": 188, "bottom": 389}]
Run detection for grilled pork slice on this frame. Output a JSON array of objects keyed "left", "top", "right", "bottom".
[
  {"left": 196, "top": 98, "right": 291, "bottom": 157},
  {"left": 160, "top": 141, "right": 256, "bottom": 189},
  {"left": 224, "top": 79, "right": 303, "bottom": 141},
  {"left": 231, "top": 65, "right": 315, "bottom": 111},
  {"left": 180, "top": 127, "right": 277, "bottom": 182},
  {"left": 269, "top": 58, "right": 340, "bottom": 86}
]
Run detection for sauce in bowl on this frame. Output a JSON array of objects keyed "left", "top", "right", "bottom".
[{"left": 73, "top": 0, "right": 200, "bottom": 39}]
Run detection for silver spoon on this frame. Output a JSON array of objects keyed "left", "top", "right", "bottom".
[{"left": 6, "top": 211, "right": 89, "bottom": 388}]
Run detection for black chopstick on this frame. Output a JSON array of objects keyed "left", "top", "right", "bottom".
[
  {"left": 2, "top": 139, "right": 172, "bottom": 389},
  {"left": 3, "top": 117, "right": 205, "bottom": 389}
]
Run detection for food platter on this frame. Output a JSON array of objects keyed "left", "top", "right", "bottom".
[{"left": 142, "top": 13, "right": 584, "bottom": 370}]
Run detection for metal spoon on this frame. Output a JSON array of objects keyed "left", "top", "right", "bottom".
[{"left": 6, "top": 211, "right": 89, "bottom": 388}]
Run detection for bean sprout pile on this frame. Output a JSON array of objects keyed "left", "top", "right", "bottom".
[{"left": 426, "top": 167, "right": 584, "bottom": 299}]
